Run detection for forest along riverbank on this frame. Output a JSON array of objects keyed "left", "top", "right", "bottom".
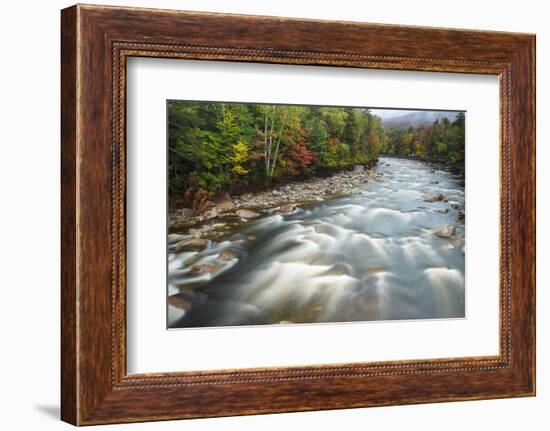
[{"left": 168, "top": 156, "right": 466, "bottom": 328}]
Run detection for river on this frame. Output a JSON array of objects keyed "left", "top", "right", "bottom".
[{"left": 168, "top": 156, "right": 465, "bottom": 328}]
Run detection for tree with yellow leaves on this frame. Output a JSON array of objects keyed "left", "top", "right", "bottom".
[{"left": 231, "top": 139, "right": 250, "bottom": 175}]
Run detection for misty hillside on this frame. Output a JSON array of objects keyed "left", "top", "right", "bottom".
[{"left": 381, "top": 111, "right": 459, "bottom": 128}]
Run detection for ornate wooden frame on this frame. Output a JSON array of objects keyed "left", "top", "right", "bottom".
[{"left": 61, "top": 4, "right": 536, "bottom": 425}]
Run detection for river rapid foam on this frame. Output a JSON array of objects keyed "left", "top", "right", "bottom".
[{"left": 168, "top": 157, "right": 465, "bottom": 328}]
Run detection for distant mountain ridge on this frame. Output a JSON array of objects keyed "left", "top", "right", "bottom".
[{"left": 381, "top": 111, "right": 459, "bottom": 128}]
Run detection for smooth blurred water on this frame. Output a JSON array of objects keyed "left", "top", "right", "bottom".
[{"left": 168, "top": 157, "right": 465, "bottom": 328}]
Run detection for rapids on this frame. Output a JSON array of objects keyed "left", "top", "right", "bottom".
[{"left": 168, "top": 157, "right": 465, "bottom": 328}]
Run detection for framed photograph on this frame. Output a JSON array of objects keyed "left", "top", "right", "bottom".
[{"left": 61, "top": 4, "right": 536, "bottom": 425}]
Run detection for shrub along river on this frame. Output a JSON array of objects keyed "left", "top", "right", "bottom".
[{"left": 167, "top": 157, "right": 465, "bottom": 328}]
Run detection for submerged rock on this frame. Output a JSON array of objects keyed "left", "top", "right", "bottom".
[
  {"left": 424, "top": 193, "right": 447, "bottom": 202},
  {"left": 183, "top": 254, "right": 201, "bottom": 266},
  {"left": 432, "top": 224, "right": 456, "bottom": 239},
  {"left": 367, "top": 266, "right": 384, "bottom": 274}
]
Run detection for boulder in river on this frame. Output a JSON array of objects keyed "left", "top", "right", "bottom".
[
  {"left": 167, "top": 293, "right": 193, "bottom": 311},
  {"left": 168, "top": 233, "right": 186, "bottom": 243},
  {"left": 279, "top": 203, "right": 297, "bottom": 214},
  {"left": 432, "top": 224, "right": 456, "bottom": 239},
  {"left": 174, "top": 237, "right": 208, "bottom": 252},
  {"left": 237, "top": 209, "right": 260, "bottom": 218},
  {"left": 217, "top": 249, "right": 238, "bottom": 261},
  {"left": 187, "top": 228, "right": 201, "bottom": 236},
  {"left": 190, "top": 263, "right": 220, "bottom": 275},
  {"left": 424, "top": 193, "right": 447, "bottom": 202}
]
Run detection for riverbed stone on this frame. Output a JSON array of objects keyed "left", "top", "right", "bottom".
[
  {"left": 424, "top": 193, "right": 447, "bottom": 202},
  {"left": 213, "top": 193, "right": 236, "bottom": 212},
  {"left": 187, "top": 228, "right": 201, "bottom": 236},
  {"left": 237, "top": 209, "right": 260, "bottom": 218},
  {"left": 179, "top": 208, "right": 195, "bottom": 218},
  {"left": 168, "top": 294, "right": 192, "bottom": 311},
  {"left": 168, "top": 233, "right": 186, "bottom": 243},
  {"left": 432, "top": 224, "right": 456, "bottom": 239},
  {"left": 217, "top": 249, "right": 238, "bottom": 261},
  {"left": 190, "top": 263, "right": 220, "bottom": 275},
  {"left": 279, "top": 203, "right": 297, "bottom": 214},
  {"left": 203, "top": 208, "right": 218, "bottom": 220},
  {"left": 174, "top": 237, "right": 208, "bottom": 252}
]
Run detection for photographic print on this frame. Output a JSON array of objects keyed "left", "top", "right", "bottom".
[{"left": 167, "top": 101, "right": 465, "bottom": 328}]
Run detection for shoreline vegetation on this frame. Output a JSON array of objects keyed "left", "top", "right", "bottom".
[{"left": 168, "top": 102, "right": 465, "bottom": 234}]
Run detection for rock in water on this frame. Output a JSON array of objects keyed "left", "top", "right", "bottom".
[
  {"left": 432, "top": 224, "right": 456, "bottom": 239},
  {"left": 278, "top": 203, "right": 297, "bottom": 214},
  {"left": 167, "top": 294, "right": 193, "bottom": 311},
  {"left": 168, "top": 233, "right": 185, "bottom": 243},
  {"left": 168, "top": 291, "right": 207, "bottom": 310},
  {"left": 424, "top": 193, "right": 447, "bottom": 202},
  {"left": 174, "top": 237, "right": 208, "bottom": 252},
  {"left": 190, "top": 263, "right": 220, "bottom": 275},
  {"left": 237, "top": 209, "right": 260, "bottom": 219},
  {"left": 217, "top": 249, "right": 238, "bottom": 261}
]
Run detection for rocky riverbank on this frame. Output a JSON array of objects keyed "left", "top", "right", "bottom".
[{"left": 168, "top": 164, "right": 377, "bottom": 237}]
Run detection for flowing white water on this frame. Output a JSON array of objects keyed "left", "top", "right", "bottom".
[{"left": 168, "top": 157, "right": 465, "bottom": 328}]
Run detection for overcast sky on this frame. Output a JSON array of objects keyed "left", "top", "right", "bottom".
[{"left": 369, "top": 108, "right": 459, "bottom": 119}]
